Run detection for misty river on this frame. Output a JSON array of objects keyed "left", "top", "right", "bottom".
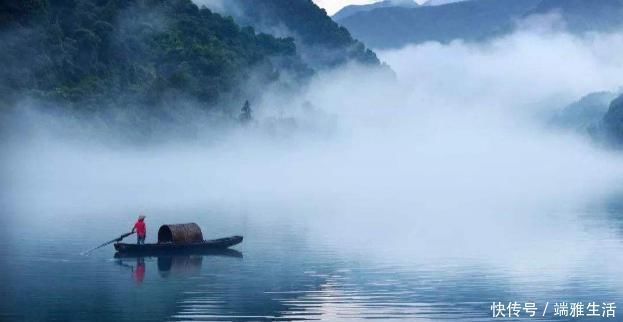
[
  {"left": 4, "top": 19, "right": 623, "bottom": 322},
  {"left": 3, "top": 201, "right": 623, "bottom": 321}
]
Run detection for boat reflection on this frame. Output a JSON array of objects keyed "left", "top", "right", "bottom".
[
  {"left": 114, "top": 249, "right": 243, "bottom": 282},
  {"left": 156, "top": 255, "right": 202, "bottom": 278}
]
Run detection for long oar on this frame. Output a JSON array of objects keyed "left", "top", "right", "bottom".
[{"left": 81, "top": 232, "right": 135, "bottom": 255}]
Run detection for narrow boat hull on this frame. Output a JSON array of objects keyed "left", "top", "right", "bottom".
[
  {"left": 114, "top": 236, "right": 243, "bottom": 255},
  {"left": 113, "top": 248, "right": 243, "bottom": 259}
]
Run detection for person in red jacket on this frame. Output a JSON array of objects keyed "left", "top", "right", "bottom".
[{"left": 132, "top": 215, "right": 147, "bottom": 244}]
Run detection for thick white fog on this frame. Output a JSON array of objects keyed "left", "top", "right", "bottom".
[{"left": 4, "top": 25, "right": 623, "bottom": 273}]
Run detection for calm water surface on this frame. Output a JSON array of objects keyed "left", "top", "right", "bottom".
[{"left": 2, "top": 206, "right": 623, "bottom": 321}]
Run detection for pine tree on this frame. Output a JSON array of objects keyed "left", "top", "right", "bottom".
[{"left": 239, "top": 100, "right": 252, "bottom": 123}]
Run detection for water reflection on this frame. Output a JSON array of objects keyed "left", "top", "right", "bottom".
[
  {"left": 115, "top": 257, "right": 147, "bottom": 284},
  {"left": 4, "top": 208, "right": 623, "bottom": 321},
  {"left": 157, "top": 256, "right": 202, "bottom": 278},
  {"left": 114, "top": 249, "right": 243, "bottom": 283}
]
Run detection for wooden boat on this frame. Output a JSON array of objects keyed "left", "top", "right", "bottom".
[
  {"left": 113, "top": 247, "right": 243, "bottom": 259},
  {"left": 114, "top": 223, "right": 243, "bottom": 255},
  {"left": 114, "top": 236, "right": 243, "bottom": 253}
]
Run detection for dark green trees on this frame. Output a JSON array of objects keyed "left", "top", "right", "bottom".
[
  {"left": 1, "top": 0, "right": 381, "bottom": 114},
  {"left": 222, "top": 0, "right": 380, "bottom": 69},
  {"left": 0, "top": 0, "right": 305, "bottom": 110}
]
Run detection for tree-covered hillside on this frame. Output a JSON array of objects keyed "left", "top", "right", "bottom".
[
  {"left": 206, "top": 0, "right": 380, "bottom": 69},
  {"left": 552, "top": 91, "right": 619, "bottom": 133},
  {"left": 602, "top": 94, "right": 623, "bottom": 144},
  {"left": 0, "top": 0, "right": 313, "bottom": 111}
]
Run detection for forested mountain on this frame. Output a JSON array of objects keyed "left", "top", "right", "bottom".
[
  {"left": 552, "top": 91, "right": 619, "bottom": 132},
  {"left": 201, "top": 0, "right": 380, "bottom": 69},
  {"left": 550, "top": 91, "right": 623, "bottom": 145},
  {"left": 336, "top": 0, "right": 623, "bottom": 49},
  {"left": 0, "top": 0, "right": 378, "bottom": 113}
]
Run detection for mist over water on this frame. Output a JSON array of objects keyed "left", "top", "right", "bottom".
[
  {"left": 6, "top": 26, "right": 623, "bottom": 241},
  {"left": 4, "top": 26, "right": 623, "bottom": 320}
]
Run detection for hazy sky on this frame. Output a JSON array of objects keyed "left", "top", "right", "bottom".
[{"left": 313, "top": 0, "right": 425, "bottom": 15}]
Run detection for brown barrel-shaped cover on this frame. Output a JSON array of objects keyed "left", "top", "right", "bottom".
[{"left": 157, "top": 223, "right": 203, "bottom": 244}]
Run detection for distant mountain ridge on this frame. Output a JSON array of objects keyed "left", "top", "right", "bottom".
[
  {"left": 336, "top": 0, "right": 623, "bottom": 49},
  {"left": 423, "top": 0, "right": 469, "bottom": 6},
  {"left": 526, "top": 0, "right": 623, "bottom": 33},
  {"left": 333, "top": 0, "right": 419, "bottom": 21},
  {"left": 331, "top": 0, "right": 472, "bottom": 21}
]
